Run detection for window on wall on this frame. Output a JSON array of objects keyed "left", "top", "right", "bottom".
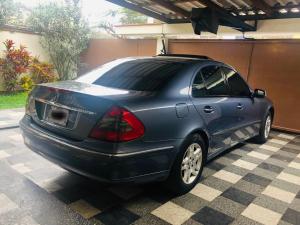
[{"left": 222, "top": 67, "right": 250, "bottom": 97}]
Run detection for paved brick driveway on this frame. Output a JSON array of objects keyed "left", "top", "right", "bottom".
[
  {"left": 0, "top": 108, "right": 24, "bottom": 129},
  {"left": 0, "top": 109, "right": 299, "bottom": 225}
]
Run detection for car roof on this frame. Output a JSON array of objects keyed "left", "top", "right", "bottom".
[
  {"left": 156, "top": 54, "right": 212, "bottom": 60},
  {"left": 122, "top": 55, "right": 212, "bottom": 64}
]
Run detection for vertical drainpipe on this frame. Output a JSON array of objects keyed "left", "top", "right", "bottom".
[{"left": 156, "top": 24, "right": 168, "bottom": 55}]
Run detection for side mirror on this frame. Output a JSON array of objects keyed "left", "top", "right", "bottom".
[{"left": 252, "top": 89, "right": 266, "bottom": 98}]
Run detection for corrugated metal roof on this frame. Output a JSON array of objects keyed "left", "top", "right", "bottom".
[{"left": 107, "top": 0, "right": 300, "bottom": 22}]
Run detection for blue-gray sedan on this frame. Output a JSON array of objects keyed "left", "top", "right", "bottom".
[{"left": 20, "top": 55, "right": 274, "bottom": 194}]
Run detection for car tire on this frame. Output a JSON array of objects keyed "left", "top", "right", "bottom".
[
  {"left": 165, "top": 134, "right": 206, "bottom": 195},
  {"left": 255, "top": 112, "right": 272, "bottom": 144}
]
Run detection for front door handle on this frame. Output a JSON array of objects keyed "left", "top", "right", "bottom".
[
  {"left": 203, "top": 106, "right": 214, "bottom": 113},
  {"left": 237, "top": 104, "right": 243, "bottom": 110}
]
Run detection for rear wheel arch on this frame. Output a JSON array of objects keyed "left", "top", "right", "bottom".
[{"left": 186, "top": 129, "right": 209, "bottom": 160}]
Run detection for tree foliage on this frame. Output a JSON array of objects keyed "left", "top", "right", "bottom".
[
  {"left": 28, "top": 1, "right": 90, "bottom": 80},
  {"left": 119, "top": 8, "right": 147, "bottom": 25},
  {"left": 0, "top": 40, "right": 31, "bottom": 91},
  {"left": 0, "top": 0, "right": 22, "bottom": 25}
]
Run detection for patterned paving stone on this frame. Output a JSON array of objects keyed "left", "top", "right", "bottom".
[
  {"left": 0, "top": 150, "right": 10, "bottom": 159},
  {"left": 260, "top": 144, "right": 280, "bottom": 152},
  {"left": 223, "top": 164, "right": 249, "bottom": 177},
  {"left": 192, "top": 206, "right": 234, "bottom": 225},
  {"left": 201, "top": 176, "right": 233, "bottom": 192},
  {"left": 289, "top": 198, "right": 300, "bottom": 213},
  {"left": 124, "top": 196, "right": 161, "bottom": 216},
  {"left": 190, "top": 183, "right": 222, "bottom": 202},
  {"left": 269, "top": 139, "right": 288, "bottom": 145},
  {"left": 232, "top": 159, "right": 258, "bottom": 170},
  {"left": 278, "top": 134, "right": 295, "bottom": 140},
  {"left": 152, "top": 202, "right": 193, "bottom": 225},
  {"left": 247, "top": 151, "right": 270, "bottom": 160},
  {"left": 221, "top": 187, "right": 256, "bottom": 206},
  {"left": 213, "top": 170, "right": 242, "bottom": 184},
  {"left": 0, "top": 193, "right": 18, "bottom": 215},
  {"left": 288, "top": 161, "right": 300, "bottom": 170},
  {"left": 233, "top": 179, "right": 265, "bottom": 196},
  {"left": 277, "top": 172, "right": 300, "bottom": 186},
  {"left": 134, "top": 214, "right": 170, "bottom": 225},
  {"left": 95, "top": 205, "right": 141, "bottom": 225},
  {"left": 208, "top": 196, "right": 246, "bottom": 218},
  {"left": 242, "top": 173, "right": 272, "bottom": 187},
  {"left": 242, "top": 203, "right": 282, "bottom": 225},
  {"left": 281, "top": 208, "right": 300, "bottom": 225},
  {"left": 253, "top": 194, "right": 289, "bottom": 214},
  {"left": 69, "top": 199, "right": 101, "bottom": 219},
  {"left": 206, "top": 161, "right": 226, "bottom": 171},
  {"left": 172, "top": 193, "right": 208, "bottom": 213},
  {"left": 0, "top": 123, "right": 299, "bottom": 225},
  {"left": 258, "top": 162, "right": 284, "bottom": 173},
  {"left": 262, "top": 185, "right": 296, "bottom": 203}
]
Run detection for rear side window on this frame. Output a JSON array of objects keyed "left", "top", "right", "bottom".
[
  {"left": 222, "top": 67, "right": 250, "bottom": 97},
  {"left": 200, "top": 65, "right": 229, "bottom": 96},
  {"left": 80, "top": 60, "right": 185, "bottom": 91}
]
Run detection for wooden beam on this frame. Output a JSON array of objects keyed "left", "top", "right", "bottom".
[
  {"left": 150, "top": 0, "right": 190, "bottom": 18},
  {"left": 251, "top": 0, "right": 273, "bottom": 16},
  {"left": 105, "top": 0, "right": 171, "bottom": 23},
  {"left": 196, "top": 0, "right": 256, "bottom": 31}
]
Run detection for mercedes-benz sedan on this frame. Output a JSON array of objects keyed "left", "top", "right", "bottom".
[{"left": 20, "top": 54, "right": 274, "bottom": 194}]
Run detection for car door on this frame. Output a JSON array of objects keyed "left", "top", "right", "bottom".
[
  {"left": 222, "top": 66, "right": 261, "bottom": 144},
  {"left": 191, "top": 64, "right": 238, "bottom": 156}
]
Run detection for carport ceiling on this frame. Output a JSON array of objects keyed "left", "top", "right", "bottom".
[{"left": 106, "top": 0, "right": 300, "bottom": 32}]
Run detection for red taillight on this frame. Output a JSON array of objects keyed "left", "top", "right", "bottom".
[{"left": 89, "top": 106, "right": 145, "bottom": 142}]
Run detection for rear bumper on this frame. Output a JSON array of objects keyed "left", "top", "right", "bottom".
[{"left": 20, "top": 116, "right": 177, "bottom": 183}]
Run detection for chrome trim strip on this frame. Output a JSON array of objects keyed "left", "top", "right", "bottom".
[
  {"left": 21, "top": 121, "right": 174, "bottom": 158},
  {"left": 34, "top": 98, "right": 96, "bottom": 115},
  {"left": 116, "top": 146, "right": 174, "bottom": 157}
]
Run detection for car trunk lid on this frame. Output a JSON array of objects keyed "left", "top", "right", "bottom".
[{"left": 28, "top": 81, "right": 136, "bottom": 141}]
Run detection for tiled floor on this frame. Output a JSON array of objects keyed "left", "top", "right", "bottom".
[
  {"left": 0, "top": 110, "right": 299, "bottom": 225},
  {"left": 0, "top": 108, "right": 24, "bottom": 129}
]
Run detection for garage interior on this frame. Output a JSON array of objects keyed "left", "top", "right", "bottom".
[{"left": 1, "top": 1, "right": 300, "bottom": 225}]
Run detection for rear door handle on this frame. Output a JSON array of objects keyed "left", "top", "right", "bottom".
[
  {"left": 237, "top": 104, "right": 243, "bottom": 110},
  {"left": 203, "top": 106, "right": 214, "bottom": 113}
]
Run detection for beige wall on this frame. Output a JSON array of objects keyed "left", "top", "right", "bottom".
[
  {"left": 0, "top": 30, "right": 50, "bottom": 91},
  {"left": 81, "top": 39, "right": 157, "bottom": 72},
  {"left": 0, "top": 30, "right": 49, "bottom": 61},
  {"left": 114, "top": 19, "right": 300, "bottom": 39}
]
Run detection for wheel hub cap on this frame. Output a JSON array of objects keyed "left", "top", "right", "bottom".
[
  {"left": 181, "top": 143, "right": 203, "bottom": 184},
  {"left": 264, "top": 116, "right": 271, "bottom": 139}
]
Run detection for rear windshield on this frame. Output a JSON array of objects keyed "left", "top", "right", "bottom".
[{"left": 77, "top": 59, "right": 186, "bottom": 91}]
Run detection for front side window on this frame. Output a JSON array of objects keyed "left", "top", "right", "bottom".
[
  {"left": 192, "top": 71, "right": 207, "bottom": 97},
  {"left": 201, "top": 65, "right": 229, "bottom": 96},
  {"left": 222, "top": 67, "right": 250, "bottom": 97}
]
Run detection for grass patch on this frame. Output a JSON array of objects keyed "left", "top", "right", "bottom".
[{"left": 0, "top": 92, "right": 28, "bottom": 109}]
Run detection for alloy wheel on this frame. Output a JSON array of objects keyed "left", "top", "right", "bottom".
[
  {"left": 264, "top": 115, "right": 271, "bottom": 139},
  {"left": 181, "top": 143, "right": 203, "bottom": 184}
]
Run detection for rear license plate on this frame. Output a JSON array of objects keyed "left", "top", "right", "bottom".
[{"left": 46, "top": 105, "right": 69, "bottom": 127}]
